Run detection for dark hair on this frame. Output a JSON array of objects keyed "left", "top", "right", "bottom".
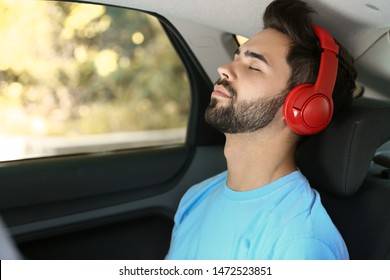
[{"left": 263, "top": 0, "right": 357, "bottom": 115}]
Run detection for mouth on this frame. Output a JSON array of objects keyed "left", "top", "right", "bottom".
[{"left": 212, "top": 85, "right": 231, "bottom": 98}]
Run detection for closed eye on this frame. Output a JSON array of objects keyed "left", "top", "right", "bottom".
[{"left": 249, "top": 66, "right": 261, "bottom": 72}]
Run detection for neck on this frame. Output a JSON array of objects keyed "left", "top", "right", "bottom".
[{"left": 224, "top": 129, "right": 298, "bottom": 191}]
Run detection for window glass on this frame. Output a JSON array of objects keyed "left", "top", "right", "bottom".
[
  {"left": 0, "top": 1, "right": 190, "bottom": 161},
  {"left": 235, "top": 35, "right": 249, "bottom": 45}
]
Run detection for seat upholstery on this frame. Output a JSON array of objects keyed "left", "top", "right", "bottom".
[{"left": 296, "top": 97, "right": 390, "bottom": 259}]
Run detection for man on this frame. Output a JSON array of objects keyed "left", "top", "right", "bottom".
[{"left": 166, "top": 0, "right": 356, "bottom": 259}]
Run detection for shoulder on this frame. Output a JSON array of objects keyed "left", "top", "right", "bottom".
[
  {"left": 174, "top": 171, "right": 227, "bottom": 223},
  {"left": 181, "top": 171, "right": 227, "bottom": 203},
  {"left": 267, "top": 190, "right": 349, "bottom": 259},
  {"left": 262, "top": 172, "right": 349, "bottom": 259}
]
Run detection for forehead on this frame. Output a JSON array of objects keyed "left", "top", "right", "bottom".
[{"left": 241, "top": 28, "right": 291, "bottom": 68}]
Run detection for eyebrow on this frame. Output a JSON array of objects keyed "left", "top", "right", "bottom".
[{"left": 235, "top": 48, "right": 270, "bottom": 66}]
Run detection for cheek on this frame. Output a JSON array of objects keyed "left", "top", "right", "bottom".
[
  {"left": 236, "top": 77, "right": 262, "bottom": 96},
  {"left": 235, "top": 72, "right": 289, "bottom": 101},
  {"left": 236, "top": 80, "right": 275, "bottom": 101}
]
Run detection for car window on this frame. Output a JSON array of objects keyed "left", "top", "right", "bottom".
[
  {"left": 0, "top": 1, "right": 190, "bottom": 161},
  {"left": 235, "top": 35, "right": 249, "bottom": 45}
]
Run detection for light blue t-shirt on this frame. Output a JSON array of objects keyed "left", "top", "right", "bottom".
[{"left": 166, "top": 170, "right": 349, "bottom": 260}]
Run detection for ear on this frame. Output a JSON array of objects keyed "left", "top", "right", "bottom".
[
  {"left": 276, "top": 107, "right": 302, "bottom": 138},
  {"left": 274, "top": 106, "right": 290, "bottom": 130}
]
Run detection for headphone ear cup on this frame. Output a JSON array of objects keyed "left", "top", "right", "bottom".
[{"left": 283, "top": 84, "right": 334, "bottom": 135}]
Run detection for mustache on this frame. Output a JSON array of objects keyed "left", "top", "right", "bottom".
[{"left": 214, "top": 78, "right": 237, "bottom": 98}]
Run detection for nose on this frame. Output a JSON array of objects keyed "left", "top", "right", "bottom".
[{"left": 217, "top": 61, "right": 237, "bottom": 81}]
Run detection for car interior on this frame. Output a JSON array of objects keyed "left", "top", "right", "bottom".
[
  {"left": 0, "top": 0, "right": 389, "bottom": 260},
  {"left": 297, "top": 97, "right": 390, "bottom": 259}
]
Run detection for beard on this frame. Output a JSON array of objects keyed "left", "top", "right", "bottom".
[{"left": 205, "top": 79, "right": 287, "bottom": 134}]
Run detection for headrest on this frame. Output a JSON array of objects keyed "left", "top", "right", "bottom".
[{"left": 296, "top": 98, "right": 390, "bottom": 197}]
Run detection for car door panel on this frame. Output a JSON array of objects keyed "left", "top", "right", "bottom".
[{"left": 1, "top": 145, "right": 225, "bottom": 259}]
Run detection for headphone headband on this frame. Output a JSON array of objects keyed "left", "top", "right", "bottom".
[{"left": 312, "top": 25, "right": 339, "bottom": 101}]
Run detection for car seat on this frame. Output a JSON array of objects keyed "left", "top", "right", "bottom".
[{"left": 296, "top": 97, "right": 390, "bottom": 259}]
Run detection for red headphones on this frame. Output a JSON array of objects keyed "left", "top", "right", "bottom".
[{"left": 283, "top": 25, "right": 339, "bottom": 135}]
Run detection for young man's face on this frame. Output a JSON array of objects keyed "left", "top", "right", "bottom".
[{"left": 205, "top": 28, "right": 292, "bottom": 134}]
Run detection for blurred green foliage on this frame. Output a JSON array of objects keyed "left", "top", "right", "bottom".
[{"left": 0, "top": 0, "right": 190, "bottom": 136}]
